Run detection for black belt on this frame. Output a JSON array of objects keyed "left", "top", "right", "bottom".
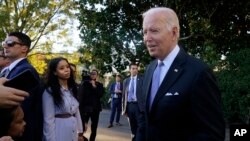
[{"left": 55, "top": 113, "right": 75, "bottom": 118}]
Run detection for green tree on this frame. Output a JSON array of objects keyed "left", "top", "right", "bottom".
[
  {"left": 78, "top": 0, "right": 249, "bottom": 73},
  {"left": 78, "top": 0, "right": 249, "bottom": 123},
  {"left": 0, "top": 0, "right": 77, "bottom": 52},
  {"left": 77, "top": 0, "right": 155, "bottom": 75},
  {"left": 217, "top": 48, "right": 250, "bottom": 124}
]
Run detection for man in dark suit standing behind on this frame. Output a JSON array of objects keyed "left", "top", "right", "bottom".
[
  {"left": 79, "top": 69, "right": 104, "bottom": 141},
  {"left": 122, "top": 63, "right": 145, "bottom": 141},
  {"left": 107, "top": 74, "right": 123, "bottom": 128},
  {"left": 2, "top": 32, "right": 43, "bottom": 141},
  {"left": 142, "top": 7, "right": 225, "bottom": 141}
]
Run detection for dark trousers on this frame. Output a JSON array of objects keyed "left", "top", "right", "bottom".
[
  {"left": 84, "top": 111, "right": 100, "bottom": 141},
  {"left": 127, "top": 102, "right": 145, "bottom": 141},
  {"left": 109, "top": 98, "right": 122, "bottom": 124}
]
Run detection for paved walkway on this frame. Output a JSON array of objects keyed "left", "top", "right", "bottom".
[
  {"left": 84, "top": 109, "right": 230, "bottom": 141},
  {"left": 84, "top": 109, "right": 131, "bottom": 141}
]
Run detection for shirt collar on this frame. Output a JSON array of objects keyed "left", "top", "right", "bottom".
[
  {"left": 158, "top": 45, "right": 180, "bottom": 65},
  {"left": 1, "top": 67, "right": 9, "bottom": 73},
  {"left": 8, "top": 57, "right": 26, "bottom": 71},
  {"left": 130, "top": 75, "right": 137, "bottom": 80}
]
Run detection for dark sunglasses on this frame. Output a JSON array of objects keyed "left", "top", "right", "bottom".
[{"left": 2, "top": 40, "right": 25, "bottom": 47}]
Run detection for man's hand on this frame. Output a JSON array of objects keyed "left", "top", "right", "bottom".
[
  {"left": 0, "top": 85, "right": 29, "bottom": 108},
  {"left": 0, "top": 77, "right": 8, "bottom": 85},
  {"left": 122, "top": 111, "right": 128, "bottom": 117},
  {"left": 78, "top": 136, "right": 84, "bottom": 141},
  {"left": 90, "top": 80, "right": 96, "bottom": 88},
  {"left": 0, "top": 136, "right": 14, "bottom": 141},
  {"left": 84, "top": 123, "right": 88, "bottom": 132},
  {"left": 115, "top": 89, "right": 122, "bottom": 93}
]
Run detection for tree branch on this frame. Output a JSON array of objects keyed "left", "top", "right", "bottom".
[
  {"left": 30, "top": 3, "right": 64, "bottom": 52},
  {"left": 179, "top": 34, "right": 193, "bottom": 41}
]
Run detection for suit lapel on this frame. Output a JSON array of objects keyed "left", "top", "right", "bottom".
[
  {"left": 145, "top": 60, "right": 158, "bottom": 113},
  {"left": 112, "top": 83, "right": 115, "bottom": 92},
  {"left": 150, "top": 49, "right": 187, "bottom": 112},
  {"left": 120, "top": 81, "right": 123, "bottom": 91},
  {"left": 124, "top": 78, "right": 130, "bottom": 98},
  {"left": 7, "top": 59, "right": 28, "bottom": 79},
  {"left": 135, "top": 75, "right": 142, "bottom": 98},
  {"left": 126, "top": 78, "right": 130, "bottom": 91}
]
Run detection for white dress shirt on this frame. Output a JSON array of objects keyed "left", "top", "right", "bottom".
[{"left": 158, "top": 45, "right": 180, "bottom": 85}]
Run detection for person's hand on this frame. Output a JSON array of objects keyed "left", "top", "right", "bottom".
[
  {"left": 115, "top": 89, "right": 121, "bottom": 93},
  {"left": 122, "top": 112, "right": 128, "bottom": 117},
  {"left": 0, "top": 85, "right": 29, "bottom": 108},
  {"left": 78, "top": 136, "right": 84, "bottom": 141},
  {"left": 84, "top": 123, "right": 88, "bottom": 133},
  {"left": 90, "top": 80, "right": 96, "bottom": 88},
  {"left": 108, "top": 98, "right": 112, "bottom": 104},
  {"left": 0, "top": 136, "right": 14, "bottom": 141},
  {"left": 0, "top": 77, "right": 8, "bottom": 85}
]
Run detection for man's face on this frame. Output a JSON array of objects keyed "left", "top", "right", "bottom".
[
  {"left": 2, "top": 36, "right": 28, "bottom": 61},
  {"left": 90, "top": 71, "right": 98, "bottom": 80},
  {"left": 143, "top": 12, "right": 176, "bottom": 60},
  {"left": 115, "top": 76, "right": 121, "bottom": 82},
  {"left": 130, "top": 65, "right": 138, "bottom": 76},
  {"left": 0, "top": 50, "right": 10, "bottom": 69}
]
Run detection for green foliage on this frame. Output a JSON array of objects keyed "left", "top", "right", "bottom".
[
  {"left": 78, "top": 0, "right": 249, "bottom": 72},
  {"left": 0, "top": 0, "right": 77, "bottom": 52},
  {"left": 77, "top": 0, "right": 159, "bottom": 75},
  {"left": 78, "top": 0, "right": 249, "bottom": 123},
  {"left": 217, "top": 48, "right": 250, "bottom": 124},
  {"left": 101, "top": 87, "right": 110, "bottom": 109}
]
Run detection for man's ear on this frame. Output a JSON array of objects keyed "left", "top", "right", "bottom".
[
  {"left": 21, "top": 46, "right": 29, "bottom": 53},
  {"left": 172, "top": 26, "right": 178, "bottom": 40}
]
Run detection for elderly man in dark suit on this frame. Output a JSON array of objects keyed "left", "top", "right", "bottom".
[
  {"left": 141, "top": 7, "right": 225, "bottom": 141},
  {"left": 2, "top": 32, "right": 43, "bottom": 141},
  {"left": 122, "top": 63, "right": 145, "bottom": 141}
]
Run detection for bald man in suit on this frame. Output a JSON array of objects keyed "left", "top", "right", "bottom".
[{"left": 141, "top": 7, "right": 225, "bottom": 141}]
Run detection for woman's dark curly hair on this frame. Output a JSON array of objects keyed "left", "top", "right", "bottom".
[
  {"left": 44, "top": 57, "right": 78, "bottom": 107},
  {"left": 0, "top": 106, "right": 17, "bottom": 137}
]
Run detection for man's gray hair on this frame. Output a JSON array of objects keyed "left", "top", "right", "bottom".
[{"left": 143, "top": 7, "right": 180, "bottom": 38}]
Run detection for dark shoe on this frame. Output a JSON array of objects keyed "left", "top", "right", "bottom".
[
  {"left": 116, "top": 122, "right": 122, "bottom": 126},
  {"left": 107, "top": 124, "right": 113, "bottom": 128}
]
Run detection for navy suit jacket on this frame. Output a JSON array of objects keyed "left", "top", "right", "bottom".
[
  {"left": 7, "top": 58, "right": 43, "bottom": 141},
  {"left": 122, "top": 75, "right": 144, "bottom": 115},
  {"left": 109, "top": 81, "right": 123, "bottom": 98},
  {"left": 6, "top": 59, "right": 39, "bottom": 80},
  {"left": 142, "top": 48, "right": 225, "bottom": 141}
]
